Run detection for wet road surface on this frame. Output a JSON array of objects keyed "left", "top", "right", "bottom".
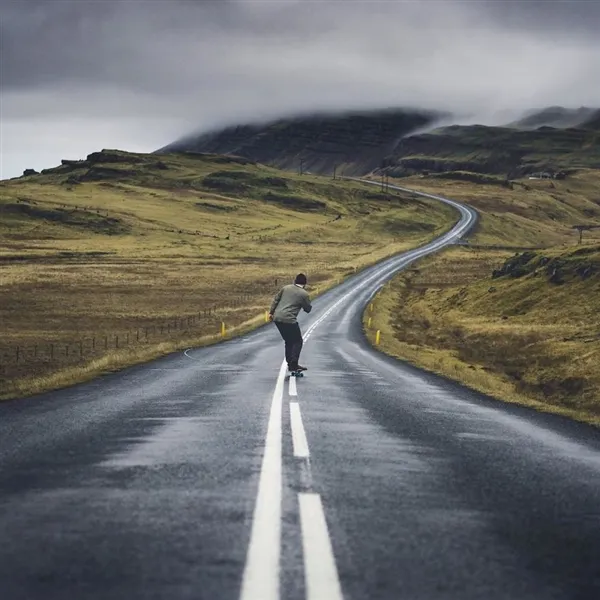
[{"left": 1, "top": 186, "right": 599, "bottom": 599}]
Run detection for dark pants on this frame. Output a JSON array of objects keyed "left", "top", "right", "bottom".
[{"left": 274, "top": 321, "right": 303, "bottom": 368}]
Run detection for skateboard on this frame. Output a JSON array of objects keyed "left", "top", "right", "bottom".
[{"left": 289, "top": 368, "right": 306, "bottom": 378}]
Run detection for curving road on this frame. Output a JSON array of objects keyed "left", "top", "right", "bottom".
[{"left": 1, "top": 184, "right": 600, "bottom": 600}]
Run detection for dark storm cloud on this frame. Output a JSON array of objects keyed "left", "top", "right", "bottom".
[{"left": 1, "top": 0, "right": 599, "bottom": 178}]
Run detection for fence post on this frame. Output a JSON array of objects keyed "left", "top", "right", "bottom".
[{"left": 221, "top": 322, "right": 226, "bottom": 337}]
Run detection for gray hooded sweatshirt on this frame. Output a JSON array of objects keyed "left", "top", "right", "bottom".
[{"left": 270, "top": 284, "right": 312, "bottom": 324}]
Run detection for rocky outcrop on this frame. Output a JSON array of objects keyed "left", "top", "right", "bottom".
[
  {"left": 492, "top": 252, "right": 538, "bottom": 278},
  {"left": 22, "top": 169, "right": 39, "bottom": 176},
  {"left": 86, "top": 150, "right": 147, "bottom": 164},
  {"left": 492, "top": 250, "right": 599, "bottom": 284},
  {"left": 61, "top": 159, "right": 88, "bottom": 167}
]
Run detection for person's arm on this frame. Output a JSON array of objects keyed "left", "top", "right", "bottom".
[
  {"left": 301, "top": 292, "right": 312, "bottom": 314},
  {"left": 269, "top": 288, "right": 283, "bottom": 319}
]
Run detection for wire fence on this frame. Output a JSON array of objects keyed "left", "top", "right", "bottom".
[
  {"left": 0, "top": 273, "right": 345, "bottom": 389},
  {"left": 0, "top": 259, "right": 360, "bottom": 396},
  {"left": 0, "top": 290, "right": 268, "bottom": 373},
  {"left": 2, "top": 310, "right": 218, "bottom": 367}
]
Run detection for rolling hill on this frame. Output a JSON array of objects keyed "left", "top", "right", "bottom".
[
  {"left": 0, "top": 149, "right": 456, "bottom": 399},
  {"left": 367, "top": 241, "right": 600, "bottom": 424}
]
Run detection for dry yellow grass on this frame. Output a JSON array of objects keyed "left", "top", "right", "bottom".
[
  {"left": 397, "top": 169, "right": 600, "bottom": 247},
  {"left": 362, "top": 169, "right": 600, "bottom": 425},
  {"left": 0, "top": 150, "right": 456, "bottom": 399},
  {"left": 364, "top": 244, "right": 600, "bottom": 426}
]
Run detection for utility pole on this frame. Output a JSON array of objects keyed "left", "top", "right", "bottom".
[
  {"left": 573, "top": 224, "right": 600, "bottom": 244},
  {"left": 299, "top": 159, "right": 305, "bottom": 176},
  {"left": 333, "top": 165, "right": 337, "bottom": 180}
]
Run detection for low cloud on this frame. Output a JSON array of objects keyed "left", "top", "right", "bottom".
[{"left": 2, "top": 0, "right": 599, "bottom": 178}]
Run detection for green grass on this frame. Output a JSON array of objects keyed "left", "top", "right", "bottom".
[{"left": 0, "top": 149, "right": 456, "bottom": 400}]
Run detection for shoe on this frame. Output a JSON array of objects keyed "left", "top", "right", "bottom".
[{"left": 295, "top": 365, "right": 307, "bottom": 372}]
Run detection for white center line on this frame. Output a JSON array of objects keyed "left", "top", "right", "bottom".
[
  {"left": 299, "top": 493, "right": 344, "bottom": 600},
  {"left": 240, "top": 361, "right": 286, "bottom": 600},
  {"left": 289, "top": 375, "right": 298, "bottom": 397},
  {"left": 290, "top": 402, "right": 310, "bottom": 459},
  {"left": 239, "top": 183, "right": 474, "bottom": 600}
]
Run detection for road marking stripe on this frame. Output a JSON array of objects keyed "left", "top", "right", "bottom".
[
  {"left": 240, "top": 361, "right": 286, "bottom": 600},
  {"left": 290, "top": 403, "right": 309, "bottom": 458},
  {"left": 238, "top": 181, "right": 474, "bottom": 600},
  {"left": 289, "top": 375, "right": 298, "bottom": 396},
  {"left": 299, "top": 493, "right": 344, "bottom": 600}
]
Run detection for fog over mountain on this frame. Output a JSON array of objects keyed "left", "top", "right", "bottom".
[{"left": 2, "top": 0, "right": 600, "bottom": 179}]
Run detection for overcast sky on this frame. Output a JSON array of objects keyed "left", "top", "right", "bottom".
[{"left": 1, "top": 0, "right": 600, "bottom": 179}]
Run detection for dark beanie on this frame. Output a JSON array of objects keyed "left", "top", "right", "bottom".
[{"left": 295, "top": 273, "right": 307, "bottom": 285}]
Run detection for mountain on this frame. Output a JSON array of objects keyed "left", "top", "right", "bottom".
[
  {"left": 160, "top": 106, "right": 600, "bottom": 180},
  {"left": 580, "top": 110, "right": 600, "bottom": 130},
  {"left": 158, "top": 109, "right": 446, "bottom": 176},
  {"left": 381, "top": 124, "right": 600, "bottom": 178},
  {"left": 506, "top": 106, "right": 600, "bottom": 130}
]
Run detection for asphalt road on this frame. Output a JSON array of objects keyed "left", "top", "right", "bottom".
[{"left": 1, "top": 185, "right": 600, "bottom": 600}]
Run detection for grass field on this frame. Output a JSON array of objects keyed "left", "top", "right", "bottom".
[
  {"left": 364, "top": 173, "right": 600, "bottom": 424},
  {"left": 397, "top": 169, "right": 600, "bottom": 247},
  {"left": 0, "top": 150, "right": 456, "bottom": 400}
]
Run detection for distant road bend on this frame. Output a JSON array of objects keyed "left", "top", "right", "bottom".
[{"left": 1, "top": 182, "right": 600, "bottom": 600}]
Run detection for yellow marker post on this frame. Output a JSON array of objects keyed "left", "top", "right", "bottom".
[
  {"left": 221, "top": 322, "right": 226, "bottom": 337},
  {"left": 265, "top": 311, "right": 269, "bottom": 323},
  {"left": 369, "top": 303, "right": 374, "bottom": 313},
  {"left": 368, "top": 317, "right": 372, "bottom": 328},
  {"left": 375, "top": 330, "right": 381, "bottom": 345}
]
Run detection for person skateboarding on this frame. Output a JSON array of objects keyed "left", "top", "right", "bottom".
[{"left": 269, "top": 273, "right": 312, "bottom": 373}]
